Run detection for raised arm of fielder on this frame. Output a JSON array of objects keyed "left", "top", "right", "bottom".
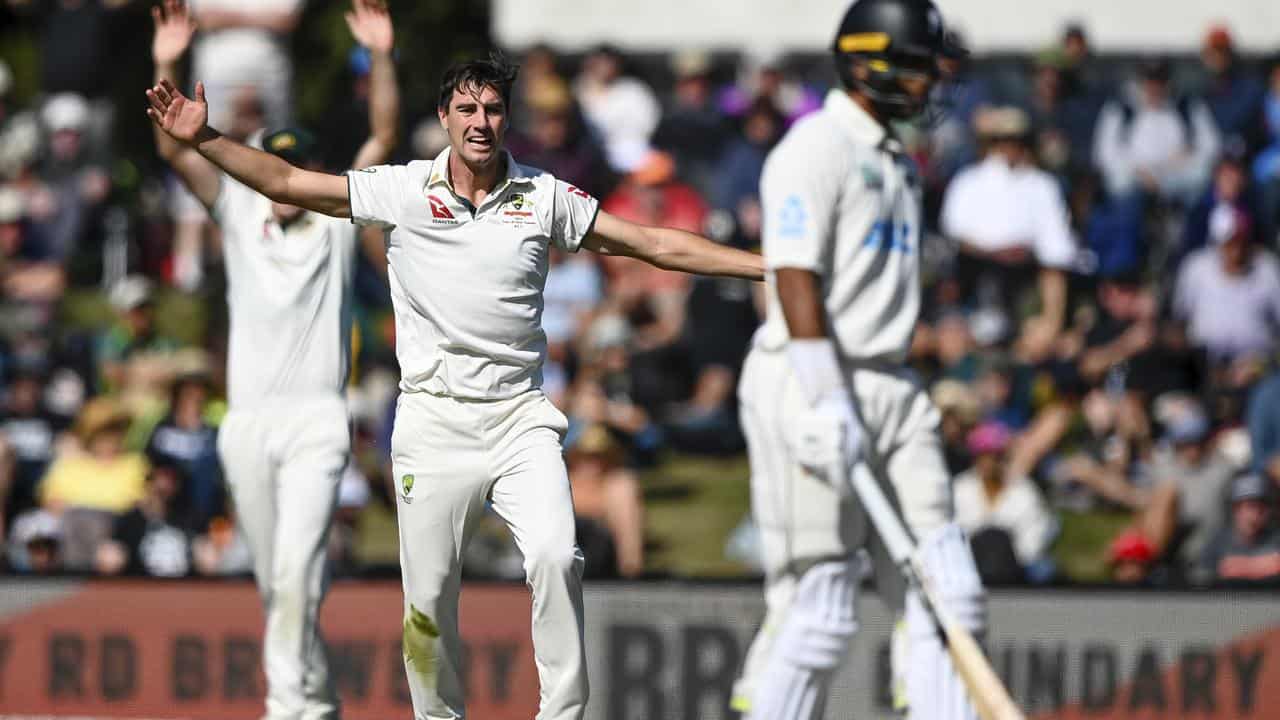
[
  {"left": 150, "top": 0, "right": 398, "bottom": 209},
  {"left": 148, "top": 86, "right": 762, "bottom": 281},
  {"left": 346, "top": 0, "right": 399, "bottom": 170},
  {"left": 148, "top": 79, "right": 351, "bottom": 216},
  {"left": 150, "top": 0, "right": 220, "bottom": 209}
]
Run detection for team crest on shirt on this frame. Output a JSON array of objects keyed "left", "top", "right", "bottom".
[
  {"left": 401, "top": 473, "right": 415, "bottom": 503},
  {"left": 500, "top": 192, "right": 538, "bottom": 226}
]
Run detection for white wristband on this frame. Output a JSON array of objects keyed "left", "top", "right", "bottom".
[{"left": 786, "top": 338, "right": 844, "bottom": 407}]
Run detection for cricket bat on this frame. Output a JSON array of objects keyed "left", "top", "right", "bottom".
[{"left": 847, "top": 467, "right": 1025, "bottom": 720}]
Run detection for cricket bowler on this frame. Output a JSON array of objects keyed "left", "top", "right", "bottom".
[
  {"left": 146, "top": 51, "right": 763, "bottom": 720},
  {"left": 149, "top": 1, "right": 399, "bottom": 718},
  {"left": 732, "top": 0, "right": 987, "bottom": 718}
]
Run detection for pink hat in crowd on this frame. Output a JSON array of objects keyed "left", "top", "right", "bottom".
[{"left": 966, "top": 421, "right": 1012, "bottom": 456}]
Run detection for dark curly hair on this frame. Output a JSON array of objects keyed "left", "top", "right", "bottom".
[{"left": 437, "top": 52, "right": 520, "bottom": 113}]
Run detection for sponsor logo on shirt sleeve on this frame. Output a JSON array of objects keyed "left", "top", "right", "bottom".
[{"left": 777, "top": 195, "right": 808, "bottom": 239}]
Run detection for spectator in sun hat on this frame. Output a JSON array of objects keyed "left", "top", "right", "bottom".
[
  {"left": 38, "top": 395, "right": 149, "bottom": 571},
  {"left": 39, "top": 396, "right": 147, "bottom": 517},
  {"left": 953, "top": 421, "right": 1058, "bottom": 584},
  {"left": 942, "top": 105, "right": 1076, "bottom": 333},
  {"left": 1199, "top": 472, "right": 1280, "bottom": 586}
]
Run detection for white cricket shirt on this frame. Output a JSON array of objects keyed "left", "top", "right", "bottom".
[
  {"left": 755, "top": 90, "right": 923, "bottom": 364},
  {"left": 940, "top": 155, "right": 1076, "bottom": 269},
  {"left": 347, "top": 147, "right": 600, "bottom": 400},
  {"left": 213, "top": 175, "right": 357, "bottom": 408}
]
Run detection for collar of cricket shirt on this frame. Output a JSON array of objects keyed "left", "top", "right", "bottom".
[
  {"left": 427, "top": 146, "right": 535, "bottom": 205},
  {"left": 824, "top": 89, "right": 905, "bottom": 155}
]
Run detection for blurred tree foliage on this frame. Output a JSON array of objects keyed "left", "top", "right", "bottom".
[{"left": 294, "top": 0, "right": 492, "bottom": 134}]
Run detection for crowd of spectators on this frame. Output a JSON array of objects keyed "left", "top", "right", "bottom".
[{"left": 2, "top": 6, "right": 1280, "bottom": 587}]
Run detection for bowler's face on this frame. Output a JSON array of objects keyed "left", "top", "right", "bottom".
[{"left": 440, "top": 83, "right": 507, "bottom": 169}]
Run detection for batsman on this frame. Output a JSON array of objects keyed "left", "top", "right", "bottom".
[{"left": 732, "top": 0, "right": 990, "bottom": 718}]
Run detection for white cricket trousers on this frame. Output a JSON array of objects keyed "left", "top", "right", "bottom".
[
  {"left": 217, "top": 393, "right": 350, "bottom": 720},
  {"left": 734, "top": 348, "right": 965, "bottom": 719},
  {"left": 390, "top": 389, "right": 587, "bottom": 720}
]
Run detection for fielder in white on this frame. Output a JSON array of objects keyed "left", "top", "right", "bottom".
[
  {"left": 149, "top": 2, "right": 399, "bottom": 718},
  {"left": 732, "top": 1, "right": 987, "bottom": 718},
  {"left": 146, "top": 53, "right": 764, "bottom": 719}
]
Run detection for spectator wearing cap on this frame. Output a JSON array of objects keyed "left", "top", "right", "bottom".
[
  {"left": 564, "top": 423, "right": 644, "bottom": 578},
  {"left": 8, "top": 0, "right": 133, "bottom": 152},
  {"left": 1173, "top": 203, "right": 1280, "bottom": 363},
  {"left": 187, "top": 0, "right": 303, "bottom": 131},
  {"left": 574, "top": 45, "right": 662, "bottom": 174},
  {"left": 1198, "top": 472, "right": 1280, "bottom": 586},
  {"left": 653, "top": 50, "right": 730, "bottom": 196},
  {"left": 6, "top": 508, "right": 63, "bottom": 574},
  {"left": 941, "top": 106, "right": 1077, "bottom": 333},
  {"left": 599, "top": 149, "right": 708, "bottom": 360},
  {"left": 1180, "top": 153, "right": 1261, "bottom": 264},
  {"left": 144, "top": 373, "right": 222, "bottom": 529},
  {"left": 1136, "top": 397, "right": 1236, "bottom": 576},
  {"left": 1093, "top": 59, "right": 1220, "bottom": 205},
  {"left": 95, "top": 275, "right": 181, "bottom": 394},
  {"left": 1198, "top": 25, "right": 1265, "bottom": 155},
  {"left": 94, "top": 462, "right": 198, "bottom": 577},
  {"left": 35, "top": 92, "right": 110, "bottom": 263},
  {"left": 953, "top": 421, "right": 1058, "bottom": 584}
]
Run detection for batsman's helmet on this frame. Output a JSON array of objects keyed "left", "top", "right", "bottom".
[{"left": 832, "top": 0, "right": 967, "bottom": 120}]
